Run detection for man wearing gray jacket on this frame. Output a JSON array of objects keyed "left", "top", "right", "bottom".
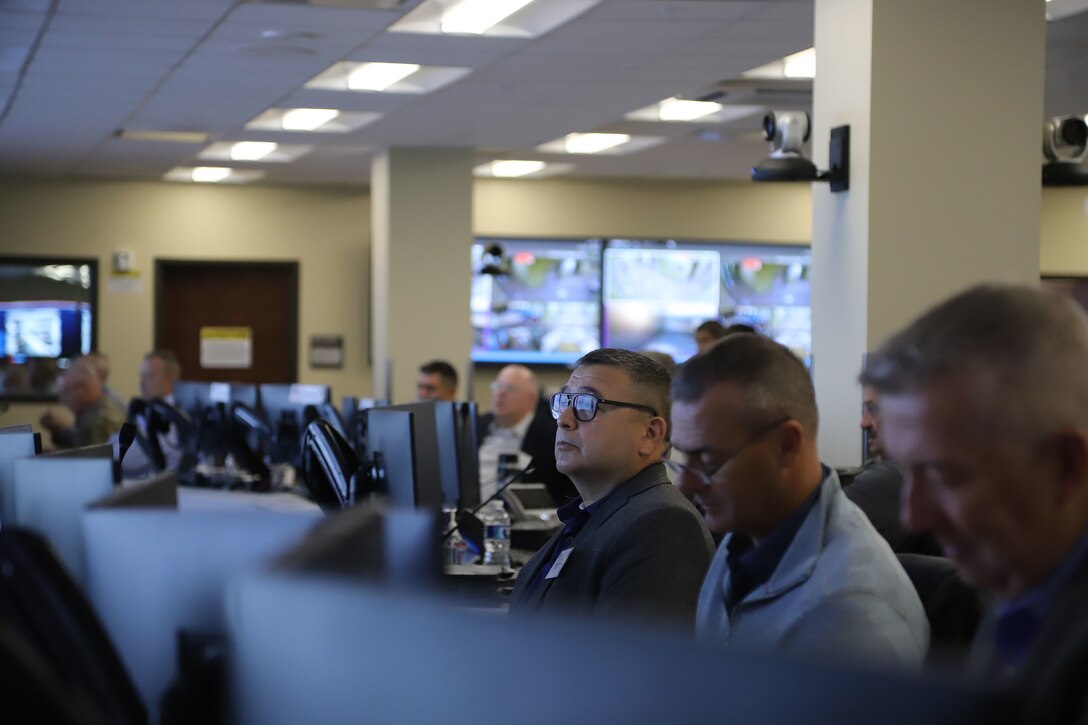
[{"left": 668, "top": 333, "right": 928, "bottom": 666}]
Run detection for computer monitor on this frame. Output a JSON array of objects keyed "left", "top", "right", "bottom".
[
  {"left": 0, "top": 424, "right": 41, "bottom": 524},
  {"left": 435, "top": 400, "right": 480, "bottom": 510},
  {"left": 258, "top": 383, "right": 332, "bottom": 465},
  {"left": 361, "top": 409, "right": 436, "bottom": 509},
  {"left": 378, "top": 402, "right": 446, "bottom": 509}
]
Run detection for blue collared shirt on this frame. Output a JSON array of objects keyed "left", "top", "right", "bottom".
[
  {"left": 991, "top": 527, "right": 1088, "bottom": 678},
  {"left": 724, "top": 482, "right": 822, "bottom": 610}
]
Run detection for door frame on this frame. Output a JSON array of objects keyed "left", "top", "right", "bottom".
[{"left": 154, "top": 259, "right": 300, "bottom": 382}]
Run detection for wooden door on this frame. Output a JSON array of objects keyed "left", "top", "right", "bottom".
[{"left": 155, "top": 260, "right": 298, "bottom": 383}]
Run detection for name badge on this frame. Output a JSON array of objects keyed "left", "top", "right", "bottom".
[{"left": 545, "top": 547, "right": 573, "bottom": 580}]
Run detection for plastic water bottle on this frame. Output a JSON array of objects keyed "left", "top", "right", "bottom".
[
  {"left": 443, "top": 509, "right": 469, "bottom": 566},
  {"left": 480, "top": 500, "right": 512, "bottom": 569}
]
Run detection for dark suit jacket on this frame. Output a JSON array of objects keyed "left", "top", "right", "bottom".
[
  {"left": 477, "top": 397, "right": 576, "bottom": 505},
  {"left": 509, "top": 463, "right": 716, "bottom": 628},
  {"left": 845, "top": 460, "right": 941, "bottom": 556},
  {"left": 970, "top": 544, "right": 1088, "bottom": 724}
]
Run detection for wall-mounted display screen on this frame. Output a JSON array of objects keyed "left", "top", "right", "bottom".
[
  {"left": 0, "top": 258, "right": 97, "bottom": 400},
  {"left": 603, "top": 240, "right": 811, "bottom": 365},
  {"left": 469, "top": 238, "right": 811, "bottom": 367},
  {"left": 603, "top": 246, "right": 721, "bottom": 361},
  {"left": 471, "top": 238, "right": 601, "bottom": 364}
]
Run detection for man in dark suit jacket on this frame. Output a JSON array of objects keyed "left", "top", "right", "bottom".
[
  {"left": 862, "top": 284, "right": 1088, "bottom": 722},
  {"left": 509, "top": 349, "right": 715, "bottom": 627},
  {"left": 846, "top": 385, "right": 941, "bottom": 555},
  {"left": 477, "top": 365, "right": 575, "bottom": 505}
]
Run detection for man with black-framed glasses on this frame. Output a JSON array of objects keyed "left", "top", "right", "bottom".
[
  {"left": 509, "top": 349, "right": 715, "bottom": 627},
  {"left": 670, "top": 333, "right": 928, "bottom": 665}
]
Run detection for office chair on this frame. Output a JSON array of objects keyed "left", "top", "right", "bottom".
[
  {"left": 897, "top": 553, "right": 989, "bottom": 663},
  {"left": 0, "top": 528, "right": 146, "bottom": 725},
  {"left": 299, "top": 418, "right": 361, "bottom": 509}
]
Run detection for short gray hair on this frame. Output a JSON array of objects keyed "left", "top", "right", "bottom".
[
  {"left": 672, "top": 333, "right": 817, "bottom": 435},
  {"left": 860, "top": 283, "right": 1088, "bottom": 440},
  {"left": 575, "top": 348, "right": 671, "bottom": 430}
]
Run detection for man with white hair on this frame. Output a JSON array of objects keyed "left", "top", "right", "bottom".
[{"left": 477, "top": 364, "right": 574, "bottom": 504}]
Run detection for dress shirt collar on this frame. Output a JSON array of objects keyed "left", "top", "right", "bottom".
[
  {"left": 725, "top": 479, "right": 821, "bottom": 609},
  {"left": 490, "top": 409, "right": 535, "bottom": 439}
]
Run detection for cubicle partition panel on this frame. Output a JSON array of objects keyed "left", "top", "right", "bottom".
[
  {"left": 228, "top": 576, "right": 1016, "bottom": 725},
  {"left": 11, "top": 448, "right": 114, "bottom": 585},
  {"left": 82, "top": 507, "right": 323, "bottom": 716},
  {"left": 0, "top": 425, "right": 40, "bottom": 524}
]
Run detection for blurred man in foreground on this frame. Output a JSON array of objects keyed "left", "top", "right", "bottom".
[{"left": 862, "top": 284, "right": 1088, "bottom": 722}]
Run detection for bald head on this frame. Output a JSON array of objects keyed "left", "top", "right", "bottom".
[{"left": 491, "top": 364, "right": 540, "bottom": 427}]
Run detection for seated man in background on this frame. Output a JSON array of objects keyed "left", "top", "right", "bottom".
[
  {"left": 39, "top": 358, "right": 125, "bottom": 449},
  {"left": 863, "top": 284, "right": 1088, "bottom": 723},
  {"left": 844, "top": 384, "right": 940, "bottom": 555},
  {"left": 693, "top": 320, "right": 726, "bottom": 354},
  {"left": 477, "top": 364, "right": 574, "bottom": 504},
  {"left": 416, "top": 360, "right": 458, "bottom": 402},
  {"left": 669, "top": 334, "right": 928, "bottom": 665},
  {"left": 510, "top": 349, "right": 714, "bottom": 626},
  {"left": 82, "top": 350, "right": 126, "bottom": 411},
  {"left": 122, "top": 349, "right": 184, "bottom": 478}
]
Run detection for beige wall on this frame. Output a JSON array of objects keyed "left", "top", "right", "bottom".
[
  {"left": 0, "top": 177, "right": 370, "bottom": 428},
  {"left": 1041, "top": 187, "right": 1088, "bottom": 274},
  {"left": 1, "top": 174, "right": 1084, "bottom": 430}
]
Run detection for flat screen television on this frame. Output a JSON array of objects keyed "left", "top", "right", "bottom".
[
  {"left": 602, "top": 240, "right": 811, "bottom": 364},
  {"left": 470, "top": 238, "right": 602, "bottom": 365},
  {"left": 0, "top": 257, "right": 97, "bottom": 401}
]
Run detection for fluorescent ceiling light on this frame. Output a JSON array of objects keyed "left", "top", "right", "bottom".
[
  {"left": 282, "top": 108, "right": 340, "bottom": 131},
  {"left": 490, "top": 160, "right": 546, "bottom": 177},
  {"left": 659, "top": 98, "right": 723, "bottom": 122},
  {"left": 441, "top": 0, "right": 535, "bottom": 34},
  {"left": 229, "top": 142, "right": 278, "bottom": 161},
  {"left": 116, "top": 129, "right": 210, "bottom": 144},
  {"left": 347, "top": 62, "right": 421, "bottom": 91},
  {"left": 564, "top": 133, "right": 630, "bottom": 154},
  {"left": 783, "top": 48, "right": 816, "bottom": 79},
  {"left": 191, "top": 167, "right": 233, "bottom": 183}
]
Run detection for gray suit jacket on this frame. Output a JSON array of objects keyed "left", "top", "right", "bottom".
[
  {"left": 509, "top": 463, "right": 715, "bottom": 627},
  {"left": 970, "top": 543, "right": 1088, "bottom": 724}
]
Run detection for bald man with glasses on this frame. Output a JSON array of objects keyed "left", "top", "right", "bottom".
[
  {"left": 509, "top": 349, "right": 715, "bottom": 628},
  {"left": 669, "top": 333, "right": 928, "bottom": 665}
]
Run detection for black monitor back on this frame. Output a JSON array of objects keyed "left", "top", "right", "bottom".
[
  {"left": 435, "top": 401, "right": 480, "bottom": 509},
  {"left": 379, "top": 402, "right": 445, "bottom": 509},
  {"left": 363, "top": 409, "right": 441, "bottom": 509}
]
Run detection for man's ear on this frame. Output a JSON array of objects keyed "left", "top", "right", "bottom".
[
  {"left": 776, "top": 420, "right": 804, "bottom": 467},
  {"left": 639, "top": 416, "right": 668, "bottom": 456},
  {"left": 1048, "top": 430, "right": 1088, "bottom": 506}
]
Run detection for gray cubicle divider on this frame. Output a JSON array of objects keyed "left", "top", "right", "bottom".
[
  {"left": 82, "top": 506, "right": 325, "bottom": 716},
  {"left": 228, "top": 575, "right": 1016, "bottom": 725},
  {"left": 0, "top": 424, "right": 39, "bottom": 524},
  {"left": 11, "top": 446, "right": 115, "bottom": 585}
]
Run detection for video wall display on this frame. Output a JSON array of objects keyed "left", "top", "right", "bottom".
[
  {"left": 0, "top": 257, "right": 97, "bottom": 400},
  {"left": 471, "top": 238, "right": 602, "bottom": 364},
  {"left": 471, "top": 238, "right": 811, "bottom": 366}
]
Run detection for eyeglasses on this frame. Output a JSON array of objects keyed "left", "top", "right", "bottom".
[
  {"left": 663, "top": 417, "right": 791, "bottom": 486},
  {"left": 549, "top": 392, "right": 658, "bottom": 423},
  {"left": 490, "top": 382, "right": 524, "bottom": 394}
]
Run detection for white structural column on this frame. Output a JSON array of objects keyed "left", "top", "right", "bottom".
[
  {"left": 370, "top": 147, "right": 474, "bottom": 403},
  {"left": 811, "top": 0, "right": 1045, "bottom": 465}
]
